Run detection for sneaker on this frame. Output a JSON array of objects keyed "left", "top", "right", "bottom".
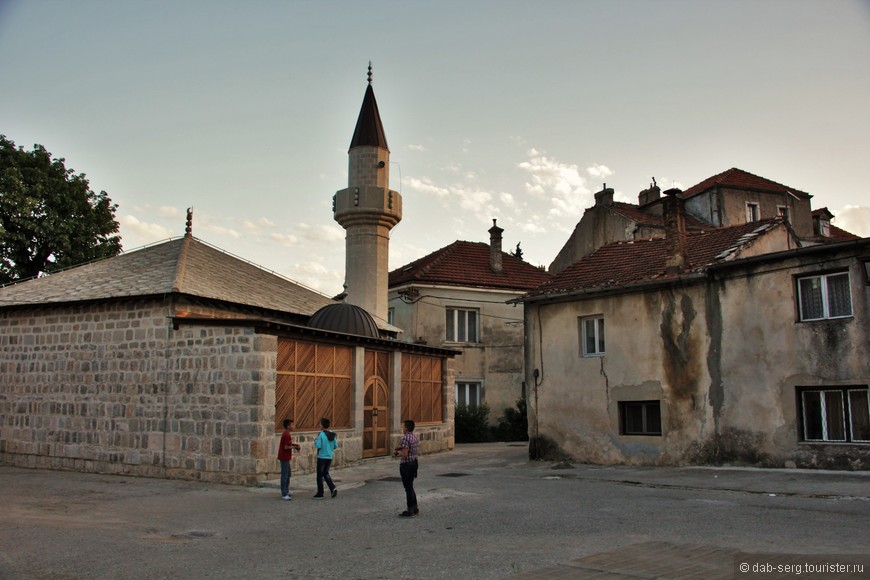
[
  {"left": 399, "top": 511, "right": 416, "bottom": 517},
  {"left": 282, "top": 495, "right": 292, "bottom": 501},
  {"left": 313, "top": 493, "right": 324, "bottom": 500},
  {"left": 331, "top": 488, "right": 338, "bottom": 498}
]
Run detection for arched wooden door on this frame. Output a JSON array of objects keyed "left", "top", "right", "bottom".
[{"left": 363, "top": 375, "right": 390, "bottom": 458}]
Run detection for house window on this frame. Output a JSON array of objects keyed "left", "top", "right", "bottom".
[
  {"left": 816, "top": 217, "right": 831, "bottom": 237},
  {"left": 746, "top": 202, "right": 760, "bottom": 222},
  {"left": 777, "top": 205, "right": 790, "bottom": 222},
  {"left": 619, "top": 401, "right": 662, "bottom": 436},
  {"left": 387, "top": 307, "right": 395, "bottom": 326},
  {"left": 800, "top": 387, "right": 870, "bottom": 443},
  {"left": 455, "top": 381, "right": 482, "bottom": 407},
  {"left": 446, "top": 308, "right": 478, "bottom": 342},
  {"left": 797, "top": 272, "right": 852, "bottom": 321},
  {"left": 579, "top": 316, "right": 605, "bottom": 357}
]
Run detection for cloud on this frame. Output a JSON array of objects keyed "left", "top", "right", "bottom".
[
  {"left": 586, "top": 164, "right": 613, "bottom": 179},
  {"left": 832, "top": 205, "right": 870, "bottom": 237},
  {"left": 151, "top": 206, "right": 179, "bottom": 219},
  {"left": 407, "top": 144, "right": 427, "bottom": 152},
  {"left": 270, "top": 232, "right": 299, "bottom": 247},
  {"left": 517, "top": 149, "right": 592, "bottom": 218},
  {"left": 407, "top": 176, "right": 450, "bottom": 198},
  {"left": 295, "top": 223, "right": 345, "bottom": 243},
  {"left": 119, "top": 215, "right": 172, "bottom": 240},
  {"left": 202, "top": 223, "right": 241, "bottom": 239}
]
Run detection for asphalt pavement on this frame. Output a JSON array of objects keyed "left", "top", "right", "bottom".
[{"left": 1, "top": 442, "right": 868, "bottom": 579}]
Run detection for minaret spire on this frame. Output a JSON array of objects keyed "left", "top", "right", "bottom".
[{"left": 333, "top": 67, "right": 403, "bottom": 323}]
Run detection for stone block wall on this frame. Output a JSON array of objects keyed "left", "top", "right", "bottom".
[
  {"left": 0, "top": 300, "right": 277, "bottom": 485},
  {"left": 2, "top": 299, "right": 457, "bottom": 485}
]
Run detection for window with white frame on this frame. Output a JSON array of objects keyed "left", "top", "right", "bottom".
[
  {"left": 579, "top": 315, "right": 605, "bottom": 356},
  {"left": 387, "top": 307, "right": 395, "bottom": 326},
  {"left": 797, "top": 271, "right": 853, "bottom": 321},
  {"left": 777, "top": 205, "right": 790, "bottom": 222},
  {"left": 746, "top": 202, "right": 760, "bottom": 222},
  {"left": 455, "top": 381, "right": 482, "bottom": 407},
  {"left": 446, "top": 308, "right": 478, "bottom": 342},
  {"left": 800, "top": 387, "right": 870, "bottom": 443},
  {"left": 619, "top": 400, "right": 662, "bottom": 436}
]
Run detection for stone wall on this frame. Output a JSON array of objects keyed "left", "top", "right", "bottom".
[
  {"left": 2, "top": 299, "right": 458, "bottom": 484},
  {"left": 0, "top": 300, "right": 276, "bottom": 485}
]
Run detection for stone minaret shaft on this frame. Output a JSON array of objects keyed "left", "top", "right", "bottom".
[{"left": 333, "top": 66, "right": 402, "bottom": 322}]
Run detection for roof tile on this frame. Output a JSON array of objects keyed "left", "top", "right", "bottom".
[{"left": 390, "top": 241, "right": 552, "bottom": 290}]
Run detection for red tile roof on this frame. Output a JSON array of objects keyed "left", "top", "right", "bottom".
[
  {"left": 390, "top": 241, "right": 552, "bottom": 291},
  {"left": 682, "top": 168, "right": 811, "bottom": 200},
  {"left": 527, "top": 219, "right": 784, "bottom": 298}
]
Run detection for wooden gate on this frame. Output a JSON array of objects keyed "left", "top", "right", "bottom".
[{"left": 363, "top": 350, "right": 390, "bottom": 458}]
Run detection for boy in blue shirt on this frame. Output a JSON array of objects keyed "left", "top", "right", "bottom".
[{"left": 313, "top": 417, "right": 339, "bottom": 499}]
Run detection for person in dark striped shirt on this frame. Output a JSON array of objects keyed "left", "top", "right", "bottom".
[{"left": 394, "top": 419, "right": 420, "bottom": 517}]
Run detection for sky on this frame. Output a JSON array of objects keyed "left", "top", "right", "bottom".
[{"left": 2, "top": 0, "right": 869, "bottom": 297}]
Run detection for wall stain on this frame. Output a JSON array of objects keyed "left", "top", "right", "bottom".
[{"left": 660, "top": 290, "right": 700, "bottom": 404}]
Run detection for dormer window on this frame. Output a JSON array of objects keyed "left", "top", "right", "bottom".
[
  {"left": 818, "top": 218, "right": 831, "bottom": 237},
  {"left": 746, "top": 202, "right": 760, "bottom": 223}
]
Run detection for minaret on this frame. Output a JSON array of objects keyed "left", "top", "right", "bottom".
[{"left": 333, "top": 63, "right": 402, "bottom": 323}]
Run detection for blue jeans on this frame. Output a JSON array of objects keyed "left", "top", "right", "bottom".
[
  {"left": 280, "top": 460, "right": 291, "bottom": 497},
  {"left": 316, "top": 458, "right": 335, "bottom": 495}
]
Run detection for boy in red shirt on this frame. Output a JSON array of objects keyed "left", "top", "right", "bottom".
[{"left": 278, "top": 419, "right": 301, "bottom": 500}]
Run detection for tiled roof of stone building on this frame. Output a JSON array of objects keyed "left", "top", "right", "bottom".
[
  {"left": 682, "top": 167, "right": 811, "bottom": 199},
  {"left": 389, "top": 241, "right": 552, "bottom": 291},
  {"left": 527, "top": 219, "right": 785, "bottom": 298},
  {"left": 0, "top": 236, "right": 336, "bottom": 315}
]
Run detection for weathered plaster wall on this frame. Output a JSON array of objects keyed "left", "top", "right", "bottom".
[
  {"left": 549, "top": 207, "right": 654, "bottom": 276},
  {"left": 527, "top": 285, "right": 713, "bottom": 465},
  {"left": 527, "top": 247, "right": 870, "bottom": 469},
  {"left": 708, "top": 254, "right": 870, "bottom": 469},
  {"left": 687, "top": 187, "right": 814, "bottom": 238},
  {"left": 388, "top": 285, "right": 527, "bottom": 424}
]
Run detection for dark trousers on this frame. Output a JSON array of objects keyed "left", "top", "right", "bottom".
[
  {"left": 399, "top": 460, "right": 418, "bottom": 510},
  {"left": 279, "top": 460, "right": 291, "bottom": 497},
  {"left": 316, "top": 458, "right": 335, "bottom": 495}
]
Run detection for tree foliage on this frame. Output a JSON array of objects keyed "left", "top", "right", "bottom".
[{"left": 0, "top": 135, "right": 121, "bottom": 284}]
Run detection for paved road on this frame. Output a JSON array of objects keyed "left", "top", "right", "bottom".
[{"left": 1, "top": 443, "right": 868, "bottom": 579}]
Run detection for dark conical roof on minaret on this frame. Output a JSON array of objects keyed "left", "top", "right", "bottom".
[{"left": 349, "top": 62, "right": 389, "bottom": 152}]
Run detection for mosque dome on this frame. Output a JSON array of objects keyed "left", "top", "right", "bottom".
[{"left": 308, "top": 303, "right": 380, "bottom": 338}]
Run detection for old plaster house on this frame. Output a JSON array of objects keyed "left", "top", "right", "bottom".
[
  {"left": 522, "top": 185, "right": 870, "bottom": 470},
  {"left": 549, "top": 167, "right": 853, "bottom": 275},
  {"left": 0, "top": 70, "right": 457, "bottom": 484},
  {"left": 388, "top": 220, "right": 551, "bottom": 422}
]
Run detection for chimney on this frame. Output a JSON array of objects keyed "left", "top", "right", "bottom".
[
  {"left": 489, "top": 218, "right": 504, "bottom": 273},
  {"left": 638, "top": 181, "right": 661, "bottom": 206},
  {"left": 594, "top": 184, "right": 614, "bottom": 206},
  {"left": 662, "top": 188, "right": 687, "bottom": 274}
]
